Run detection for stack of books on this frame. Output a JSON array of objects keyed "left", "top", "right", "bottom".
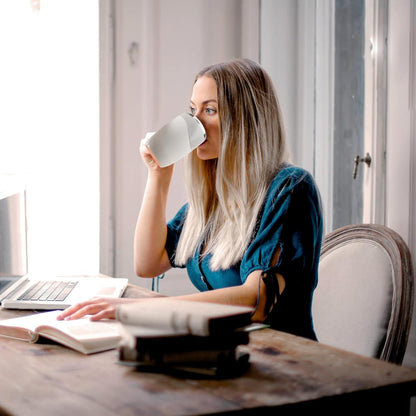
[{"left": 116, "top": 299, "right": 255, "bottom": 377}]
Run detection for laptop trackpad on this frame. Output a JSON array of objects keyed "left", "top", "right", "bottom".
[{"left": 98, "top": 286, "right": 119, "bottom": 296}]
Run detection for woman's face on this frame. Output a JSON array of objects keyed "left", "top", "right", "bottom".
[{"left": 190, "top": 75, "right": 220, "bottom": 160}]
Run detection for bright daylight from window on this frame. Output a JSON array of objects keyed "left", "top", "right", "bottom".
[{"left": 0, "top": 0, "right": 100, "bottom": 275}]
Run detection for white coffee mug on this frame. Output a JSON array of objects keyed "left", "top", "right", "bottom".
[{"left": 143, "top": 113, "right": 206, "bottom": 167}]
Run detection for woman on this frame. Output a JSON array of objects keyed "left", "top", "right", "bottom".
[{"left": 59, "top": 59, "right": 323, "bottom": 340}]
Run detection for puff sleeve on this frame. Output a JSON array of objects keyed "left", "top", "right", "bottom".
[{"left": 241, "top": 166, "right": 322, "bottom": 289}]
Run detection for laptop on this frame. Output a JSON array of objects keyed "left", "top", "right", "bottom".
[
  {"left": 0, "top": 177, "right": 128, "bottom": 310},
  {"left": 0, "top": 274, "right": 128, "bottom": 310}
]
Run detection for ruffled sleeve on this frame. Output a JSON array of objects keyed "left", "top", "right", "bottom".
[{"left": 240, "top": 166, "right": 323, "bottom": 292}]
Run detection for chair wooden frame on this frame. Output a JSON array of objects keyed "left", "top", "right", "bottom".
[{"left": 320, "top": 224, "right": 414, "bottom": 364}]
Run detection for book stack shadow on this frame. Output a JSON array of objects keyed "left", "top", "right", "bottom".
[{"left": 116, "top": 299, "right": 256, "bottom": 378}]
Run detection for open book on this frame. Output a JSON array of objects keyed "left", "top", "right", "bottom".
[
  {"left": 0, "top": 310, "right": 122, "bottom": 354},
  {"left": 116, "top": 299, "right": 254, "bottom": 337}
]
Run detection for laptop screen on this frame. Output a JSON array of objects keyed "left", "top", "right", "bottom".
[{"left": 0, "top": 183, "right": 27, "bottom": 280}]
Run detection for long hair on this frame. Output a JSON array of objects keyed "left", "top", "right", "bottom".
[{"left": 174, "top": 59, "right": 290, "bottom": 270}]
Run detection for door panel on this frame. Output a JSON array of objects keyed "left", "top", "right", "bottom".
[{"left": 261, "top": 0, "right": 386, "bottom": 234}]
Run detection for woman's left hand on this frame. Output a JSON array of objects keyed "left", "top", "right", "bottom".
[{"left": 57, "top": 297, "right": 140, "bottom": 321}]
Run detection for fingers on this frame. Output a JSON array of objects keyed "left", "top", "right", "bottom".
[
  {"left": 57, "top": 297, "right": 143, "bottom": 321},
  {"left": 57, "top": 298, "right": 114, "bottom": 321},
  {"left": 88, "top": 308, "right": 116, "bottom": 321},
  {"left": 56, "top": 302, "right": 86, "bottom": 320},
  {"left": 140, "top": 139, "right": 160, "bottom": 169}
]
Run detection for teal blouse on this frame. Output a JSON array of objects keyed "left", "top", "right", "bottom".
[{"left": 165, "top": 165, "right": 323, "bottom": 340}]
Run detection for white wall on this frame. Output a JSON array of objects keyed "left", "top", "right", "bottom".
[{"left": 260, "top": 0, "right": 299, "bottom": 162}]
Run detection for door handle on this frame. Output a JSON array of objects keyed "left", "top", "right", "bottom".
[{"left": 352, "top": 153, "right": 372, "bottom": 179}]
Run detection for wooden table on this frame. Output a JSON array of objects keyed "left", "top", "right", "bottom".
[{"left": 0, "top": 285, "right": 416, "bottom": 415}]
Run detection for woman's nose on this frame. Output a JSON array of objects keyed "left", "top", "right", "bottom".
[
  {"left": 193, "top": 110, "right": 203, "bottom": 123},
  {"left": 194, "top": 114, "right": 206, "bottom": 130}
]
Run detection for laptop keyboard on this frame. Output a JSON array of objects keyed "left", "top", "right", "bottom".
[{"left": 17, "top": 280, "right": 78, "bottom": 302}]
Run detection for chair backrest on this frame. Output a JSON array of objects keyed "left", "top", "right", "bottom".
[{"left": 312, "top": 224, "right": 414, "bottom": 364}]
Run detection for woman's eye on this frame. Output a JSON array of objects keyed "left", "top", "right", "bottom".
[
  {"left": 206, "top": 108, "right": 216, "bottom": 115},
  {"left": 189, "top": 107, "right": 196, "bottom": 115}
]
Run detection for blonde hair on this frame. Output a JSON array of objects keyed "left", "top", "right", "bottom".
[{"left": 175, "top": 59, "right": 290, "bottom": 270}]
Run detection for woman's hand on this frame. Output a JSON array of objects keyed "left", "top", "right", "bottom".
[
  {"left": 57, "top": 297, "right": 140, "bottom": 321},
  {"left": 140, "top": 136, "right": 174, "bottom": 177}
]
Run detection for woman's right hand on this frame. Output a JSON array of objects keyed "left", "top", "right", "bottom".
[
  {"left": 139, "top": 135, "right": 174, "bottom": 177},
  {"left": 57, "top": 296, "right": 142, "bottom": 321}
]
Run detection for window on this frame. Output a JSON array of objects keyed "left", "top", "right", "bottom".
[{"left": 0, "top": 1, "right": 99, "bottom": 275}]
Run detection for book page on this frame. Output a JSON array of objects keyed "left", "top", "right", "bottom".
[
  {"left": 36, "top": 311, "right": 122, "bottom": 354},
  {"left": 0, "top": 311, "right": 122, "bottom": 354},
  {"left": 37, "top": 314, "right": 121, "bottom": 341},
  {"left": 0, "top": 311, "right": 48, "bottom": 341}
]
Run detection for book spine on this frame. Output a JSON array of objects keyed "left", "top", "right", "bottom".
[
  {"left": 131, "top": 332, "right": 249, "bottom": 353},
  {"left": 118, "top": 344, "right": 238, "bottom": 366}
]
